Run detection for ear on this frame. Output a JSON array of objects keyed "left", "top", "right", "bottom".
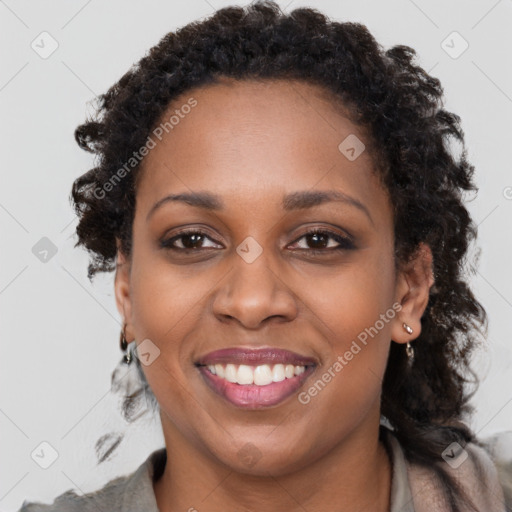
[
  {"left": 390, "top": 242, "right": 435, "bottom": 344},
  {"left": 114, "top": 238, "right": 135, "bottom": 342}
]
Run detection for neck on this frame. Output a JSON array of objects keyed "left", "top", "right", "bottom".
[{"left": 153, "top": 413, "right": 391, "bottom": 512}]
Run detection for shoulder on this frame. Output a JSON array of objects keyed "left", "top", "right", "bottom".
[
  {"left": 480, "top": 431, "right": 512, "bottom": 512},
  {"left": 17, "top": 449, "right": 165, "bottom": 512},
  {"left": 381, "top": 424, "right": 512, "bottom": 512},
  {"left": 17, "top": 470, "right": 136, "bottom": 512},
  {"left": 406, "top": 430, "right": 512, "bottom": 512},
  {"left": 17, "top": 473, "right": 132, "bottom": 512}
]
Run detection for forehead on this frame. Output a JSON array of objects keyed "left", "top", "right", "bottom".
[{"left": 135, "top": 78, "right": 388, "bottom": 216}]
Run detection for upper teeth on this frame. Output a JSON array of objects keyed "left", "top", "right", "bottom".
[{"left": 207, "top": 363, "right": 306, "bottom": 386}]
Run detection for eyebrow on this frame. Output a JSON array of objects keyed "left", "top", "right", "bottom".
[{"left": 146, "top": 190, "right": 373, "bottom": 225}]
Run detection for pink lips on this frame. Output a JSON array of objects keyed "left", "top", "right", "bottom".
[
  {"left": 195, "top": 347, "right": 317, "bottom": 409},
  {"left": 198, "top": 365, "right": 315, "bottom": 409}
]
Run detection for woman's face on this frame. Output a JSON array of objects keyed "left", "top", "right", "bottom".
[{"left": 115, "top": 78, "right": 432, "bottom": 475}]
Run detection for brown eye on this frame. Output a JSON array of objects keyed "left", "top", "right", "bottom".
[
  {"left": 160, "top": 230, "right": 220, "bottom": 251},
  {"left": 289, "top": 229, "right": 355, "bottom": 252}
]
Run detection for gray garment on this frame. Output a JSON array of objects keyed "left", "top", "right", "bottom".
[{"left": 17, "top": 427, "right": 512, "bottom": 512}]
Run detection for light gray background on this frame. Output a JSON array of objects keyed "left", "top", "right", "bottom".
[{"left": 1, "top": 0, "right": 511, "bottom": 510}]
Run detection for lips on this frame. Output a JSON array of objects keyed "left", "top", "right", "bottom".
[
  {"left": 195, "top": 347, "right": 318, "bottom": 367},
  {"left": 198, "top": 365, "right": 315, "bottom": 409},
  {"left": 194, "top": 347, "right": 318, "bottom": 409}
]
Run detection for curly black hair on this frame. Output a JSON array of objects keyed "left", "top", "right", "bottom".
[{"left": 71, "top": 2, "right": 487, "bottom": 509}]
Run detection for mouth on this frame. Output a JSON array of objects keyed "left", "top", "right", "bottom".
[{"left": 195, "top": 347, "right": 318, "bottom": 409}]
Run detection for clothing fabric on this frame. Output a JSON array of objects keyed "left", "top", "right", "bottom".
[{"left": 18, "top": 426, "right": 512, "bottom": 512}]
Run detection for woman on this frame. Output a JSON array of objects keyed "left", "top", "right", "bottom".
[{"left": 19, "top": 1, "right": 512, "bottom": 510}]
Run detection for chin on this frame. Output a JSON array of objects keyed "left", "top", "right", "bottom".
[{"left": 207, "top": 441, "right": 310, "bottom": 477}]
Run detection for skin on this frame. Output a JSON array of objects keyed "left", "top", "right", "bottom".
[{"left": 114, "top": 77, "right": 434, "bottom": 512}]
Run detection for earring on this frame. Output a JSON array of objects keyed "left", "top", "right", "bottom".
[
  {"left": 402, "top": 322, "right": 413, "bottom": 335},
  {"left": 402, "top": 323, "right": 414, "bottom": 364},
  {"left": 119, "top": 324, "right": 133, "bottom": 365},
  {"left": 405, "top": 342, "right": 414, "bottom": 363}
]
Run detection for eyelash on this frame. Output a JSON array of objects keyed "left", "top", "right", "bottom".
[{"left": 160, "top": 228, "right": 355, "bottom": 254}]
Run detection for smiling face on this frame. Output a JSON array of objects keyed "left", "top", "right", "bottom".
[{"left": 115, "top": 77, "right": 431, "bottom": 478}]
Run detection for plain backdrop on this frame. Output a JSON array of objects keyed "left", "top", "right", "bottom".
[{"left": 1, "top": 0, "right": 511, "bottom": 510}]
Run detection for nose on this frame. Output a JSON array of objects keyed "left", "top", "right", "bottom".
[{"left": 212, "top": 251, "right": 298, "bottom": 330}]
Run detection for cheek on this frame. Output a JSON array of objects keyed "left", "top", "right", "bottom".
[
  {"left": 293, "top": 264, "right": 396, "bottom": 453},
  {"left": 128, "top": 262, "right": 207, "bottom": 415},
  {"left": 309, "top": 249, "right": 396, "bottom": 346},
  {"left": 129, "top": 239, "right": 209, "bottom": 339},
  {"left": 300, "top": 250, "right": 396, "bottom": 404}
]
